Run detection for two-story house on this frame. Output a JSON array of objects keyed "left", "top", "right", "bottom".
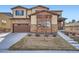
[{"left": 0, "top": 5, "right": 66, "bottom": 33}]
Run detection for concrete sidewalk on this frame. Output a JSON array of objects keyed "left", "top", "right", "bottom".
[
  {"left": 57, "top": 31, "right": 79, "bottom": 49},
  {"left": 0, "top": 50, "right": 79, "bottom": 53},
  {"left": 0, "top": 33, "right": 27, "bottom": 49}
]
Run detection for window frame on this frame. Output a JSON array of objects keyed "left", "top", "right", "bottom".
[{"left": 15, "top": 10, "right": 24, "bottom": 16}]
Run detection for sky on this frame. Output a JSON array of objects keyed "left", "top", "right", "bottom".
[{"left": 0, "top": 5, "right": 79, "bottom": 22}]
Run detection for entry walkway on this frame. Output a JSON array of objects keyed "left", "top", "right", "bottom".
[
  {"left": 57, "top": 31, "right": 79, "bottom": 49},
  {"left": 0, "top": 33, "right": 27, "bottom": 49}
]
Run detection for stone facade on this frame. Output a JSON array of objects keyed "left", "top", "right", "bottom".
[
  {"left": 51, "top": 24, "right": 58, "bottom": 32},
  {"left": 30, "top": 24, "right": 37, "bottom": 32}
]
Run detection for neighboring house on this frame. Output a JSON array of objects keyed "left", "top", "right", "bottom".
[
  {"left": 0, "top": 13, "right": 12, "bottom": 32},
  {"left": 65, "top": 22, "right": 79, "bottom": 35},
  {"left": 0, "top": 5, "right": 66, "bottom": 33}
]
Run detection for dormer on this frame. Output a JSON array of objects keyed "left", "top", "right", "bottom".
[
  {"left": 11, "top": 6, "right": 28, "bottom": 18},
  {"left": 31, "top": 5, "right": 49, "bottom": 13}
]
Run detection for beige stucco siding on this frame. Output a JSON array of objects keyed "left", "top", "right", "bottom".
[
  {"left": 27, "top": 10, "right": 32, "bottom": 15},
  {"left": 12, "top": 9, "right": 27, "bottom": 18},
  {"left": 31, "top": 15, "right": 37, "bottom": 24},
  {"left": 30, "top": 15, "right": 37, "bottom": 32},
  {"left": 11, "top": 19, "right": 29, "bottom": 24},
  {"left": 32, "top": 7, "right": 48, "bottom": 13},
  {"left": 52, "top": 15, "right": 57, "bottom": 24},
  {"left": 27, "top": 10, "right": 32, "bottom": 18}
]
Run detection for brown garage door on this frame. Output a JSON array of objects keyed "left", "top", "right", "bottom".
[{"left": 13, "top": 23, "right": 30, "bottom": 32}]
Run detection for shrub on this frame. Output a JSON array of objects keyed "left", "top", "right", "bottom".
[
  {"left": 28, "top": 33, "right": 32, "bottom": 36},
  {"left": 52, "top": 33, "right": 57, "bottom": 37},
  {"left": 44, "top": 34, "right": 49, "bottom": 37},
  {"left": 35, "top": 33, "right": 40, "bottom": 37},
  {"left": 72, "top": 33, "right": 75, "bottom": 36},
  {"left": 64, "top": 32, "right": 68, "bottom": 35}
]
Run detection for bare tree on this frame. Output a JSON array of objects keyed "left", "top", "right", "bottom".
[{"left": 72, "top": 19, "right": 76, "bottom": 23}]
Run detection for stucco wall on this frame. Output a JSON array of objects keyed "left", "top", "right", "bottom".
[
  {"left": 32, "top": 7, "right": 48, "bottom": 13},
  {"left": 27, "top": 9, "right": 32, "bottom": 15},
  {"left": 51, "top": 15, "right": 57, "bottom": 24},
  {"left": 27, "top": 10, "right": 32, "bottom": 18},
  {"left": 31, "top": 15, "right": 37, "bottom": 24},
  {"left": 11, "top": 19, "right": 30, "bottom": 24},
  {"left": 30, "top": 15, "right": 37, "bottom": 32}
]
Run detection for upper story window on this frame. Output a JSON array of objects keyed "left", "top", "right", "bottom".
[{"left": 15, "top": 10, "right": 24, "bottom": 16}]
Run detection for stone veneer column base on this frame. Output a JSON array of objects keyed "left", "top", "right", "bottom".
[
  {"left": 51, "top": 24, "right": 58, "bottom": 32},
  {"left": 30, "top": 24, "right": 37, "bottom": 32},
  {"left": 30, "top": 24, "right": 58, "bottom": 33}
]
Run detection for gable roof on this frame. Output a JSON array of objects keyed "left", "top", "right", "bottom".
[
  {"left": 0, "top": 12, "right": 13, "bottom": 17},
  {"left": 31, "top": 5, "right": 49, "bottom": 10},
  {"left": 11, "top": 6, "right": 28, "bottom": 10},
  {"left": 51, "top": 10, "right": 63, "bottom": 12},
  {"left": 29, "top": 10, "right": 59, "bottom": 16}
]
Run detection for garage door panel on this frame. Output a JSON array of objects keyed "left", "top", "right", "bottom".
[{"left": 13, "top": 24, "right": 30, "bottom": 32}]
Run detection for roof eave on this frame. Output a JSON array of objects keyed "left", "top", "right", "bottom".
[
  {"left": 11, "top": 6, "right": 28, "bottom": 10},
  {"left": 30, "top": 5, "right": 49, "bottom": 10}
]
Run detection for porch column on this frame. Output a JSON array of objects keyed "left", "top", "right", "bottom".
[
  {"left": 30, "top": 15, "right": 37, "bottom": 32},
  {"left": 51, "top": 15, "right": 58, "bottom": 32}
]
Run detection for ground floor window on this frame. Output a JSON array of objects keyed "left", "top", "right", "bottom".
[{"left": 38, "top": 20, "right": 51, "bottom": 28}]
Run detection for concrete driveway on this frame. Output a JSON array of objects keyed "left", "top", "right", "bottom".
[
  {"left": 0, "top": 33, "right": 27, "bottom": 50},
  {"left": 0, "top": 33, "right": 10, "bottom": 42}
]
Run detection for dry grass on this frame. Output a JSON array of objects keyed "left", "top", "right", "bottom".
[{"left": 9, "top": 35, "right": 75, "bottom": 50}]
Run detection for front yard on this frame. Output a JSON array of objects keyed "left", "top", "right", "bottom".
[{"left": 9, "top": 34, "right": 76, "bottom": 50}]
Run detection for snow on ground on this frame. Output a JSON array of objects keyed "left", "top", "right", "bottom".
[{"left": 0, "top": 32, "right": 10, "bottom": 42}]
